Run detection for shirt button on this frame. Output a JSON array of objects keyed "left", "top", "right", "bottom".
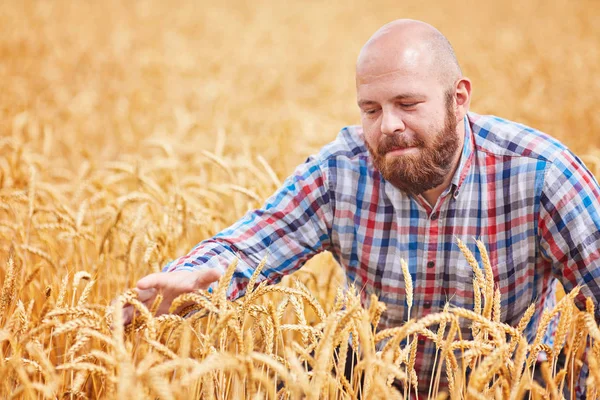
[
  {"left": 453, "top": 190, "right": 459, "bottom": 199},
  {"left": 430, "top": 212, "right": 439, "bottom": 221},
  {"left": 424, "top": 301, "right": 432, "bottom": 309},
  {"left": 427, "top": 261, "right": 435, "bottom": 268}
]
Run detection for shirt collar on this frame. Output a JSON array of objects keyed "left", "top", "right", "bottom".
[
  {"left": 448, "top": 114, "right": 475, "bottom": 196},
  {"left": 380, "top": 114, "right": 475, "bottom": 202}
]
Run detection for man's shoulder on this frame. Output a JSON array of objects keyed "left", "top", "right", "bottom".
[
  {"left": 468, "top": 112, "right": 567, "bottom": 162},
  {"left": 315, "top": 125, "right": 370, "bottom": 163}
]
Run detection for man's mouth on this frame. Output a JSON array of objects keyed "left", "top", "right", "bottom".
[{"left": 385, "top": 146, "right": 418, "bottom": 156}]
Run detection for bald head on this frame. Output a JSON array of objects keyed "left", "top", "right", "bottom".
[{"left": 356, "top": 19, "right": 462, "bottom": 89}]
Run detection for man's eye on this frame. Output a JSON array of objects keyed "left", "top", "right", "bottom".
[
  {"left": 364, "top": 109, "right": 379, "bottom": 115},
  {"left": 401, "top": 103, "right": 418, "bottom": 108}
]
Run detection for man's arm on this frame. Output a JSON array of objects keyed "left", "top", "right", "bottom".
[
  {"left": 538, "top": 149, "right": 600, "bottom": 319},
  {"left": 133, "top": 154, "right": 334, "bottom": 317}
]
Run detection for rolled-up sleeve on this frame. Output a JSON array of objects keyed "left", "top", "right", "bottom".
[
  {"left": 163, "top": 155, "right": 334, "bottom": 300},
  {"left": 538, "top": 150, "right": 600, "bottom": 320}
]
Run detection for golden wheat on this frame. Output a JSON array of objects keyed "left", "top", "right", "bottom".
[{"left": 1, "top": 0, "right": 599, "bottom": 398}]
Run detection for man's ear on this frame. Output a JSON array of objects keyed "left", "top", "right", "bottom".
[{"left": 454, "top": 77, "right": 472, "bottom": 121}]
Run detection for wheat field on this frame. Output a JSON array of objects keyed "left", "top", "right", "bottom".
[{"left": 1, "top": 0, "right": 600, "bottom": 399}]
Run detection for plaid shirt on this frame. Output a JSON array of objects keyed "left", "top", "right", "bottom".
[{"left": 165, "top": 112, "right": 600, "bottom": 394}]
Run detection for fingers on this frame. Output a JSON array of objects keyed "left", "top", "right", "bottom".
[
  {"left": 122, "top": 305, "right": 133, "bottom": 326},
  {"left": 136, "top": 272, "right": 166, "bottom": 290},
  {"left": 136, "top": 268, "right": 223, "bottom": 292},
  {"left": 194, "top": 268, "right": 222, "bottom": 289},
  {"left": 128, "top": 268, "right": 222, "bottom": 323},
  {"left": 136, "top": 287, "right": 157, "bottom": 302},
  {"left": 117, "top": 292, "right": 156, "bottom": 327},
  {"left": 111, "top": 288, "right": 157, "bottom": 328},
  {"left": 108, "top": 302, "right": 134, "bottom": 328}
]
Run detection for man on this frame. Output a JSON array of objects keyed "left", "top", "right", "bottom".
[{"left": 132, "top": 19, "right": 600, "bottom": 394}]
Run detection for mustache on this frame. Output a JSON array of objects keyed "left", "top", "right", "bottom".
[{"left": 377, "top": 135, "right": 425, "bottom": 155}]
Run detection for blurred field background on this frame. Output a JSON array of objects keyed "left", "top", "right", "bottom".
[
  {"left": 2, "top": 0, "right": 600, "bottom": 285},
  {"left": 1, "top": 0, "right": 600, "bottom": 398}
]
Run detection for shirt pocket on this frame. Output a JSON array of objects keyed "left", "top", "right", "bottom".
[
  {"left": 448, "top": 261, "right": 477, "bottom": 311},
  {"left": 488, "top": 244, "right": 538, "bottom": 326}
]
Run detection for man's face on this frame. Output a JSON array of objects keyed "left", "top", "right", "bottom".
[{"left": 357, "top": 70, "right": 461, "bottom": 195}]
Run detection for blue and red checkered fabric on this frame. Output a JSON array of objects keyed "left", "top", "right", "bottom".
[{"left": 165, "top": 112, "right": 600, "bottom": 394}]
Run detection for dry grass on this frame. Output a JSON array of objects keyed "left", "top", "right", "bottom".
[
  {"left": 3, "top": 250, "right": 600, "bottom": 399},
  {"left": 1, "top": 0, "right": 599, "bottom": 398}
]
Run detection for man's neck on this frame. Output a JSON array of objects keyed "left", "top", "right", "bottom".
[{"left": 421, "top": 185, "right": 448, "bottom": 208}]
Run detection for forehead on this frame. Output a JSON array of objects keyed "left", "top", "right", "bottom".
[
  {"left": 357, "top": 44, "right": 423, "bottom": 77},
  {"left": 356, "top": 47, "right": 440, "bottom": 99},
  {"left": 356, "top": 69, "right": 437, "bottom": 101}
]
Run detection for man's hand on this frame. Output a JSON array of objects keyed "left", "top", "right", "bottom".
[{"left": 121, "top": 268, "right": 222, "bottom": 325}]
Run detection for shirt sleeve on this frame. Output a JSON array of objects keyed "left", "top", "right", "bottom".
[
  {"left": 538, "top": 149, "right": 600, "bottom": 320},
  {"left": 162, "top": 155, "right": 334, "bottom": 300}
]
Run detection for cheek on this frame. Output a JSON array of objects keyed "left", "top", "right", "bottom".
[
  {"left": 404, "top": 113, "right": 440, "bottom": 144},
  {"left": 360, "top": 115, "right": 378, "bottom": 130},
  {"left": 361, "top": 124, "right": 380, "bottom": 149}
]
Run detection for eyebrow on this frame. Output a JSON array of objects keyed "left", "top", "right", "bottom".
[{"left": 357, "top": 93, "right": 424, "bottom": 107}]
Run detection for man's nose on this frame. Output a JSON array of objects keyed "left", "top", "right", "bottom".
[{"left": 380, "top": 109, "right": 406, "bottom": 136}]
